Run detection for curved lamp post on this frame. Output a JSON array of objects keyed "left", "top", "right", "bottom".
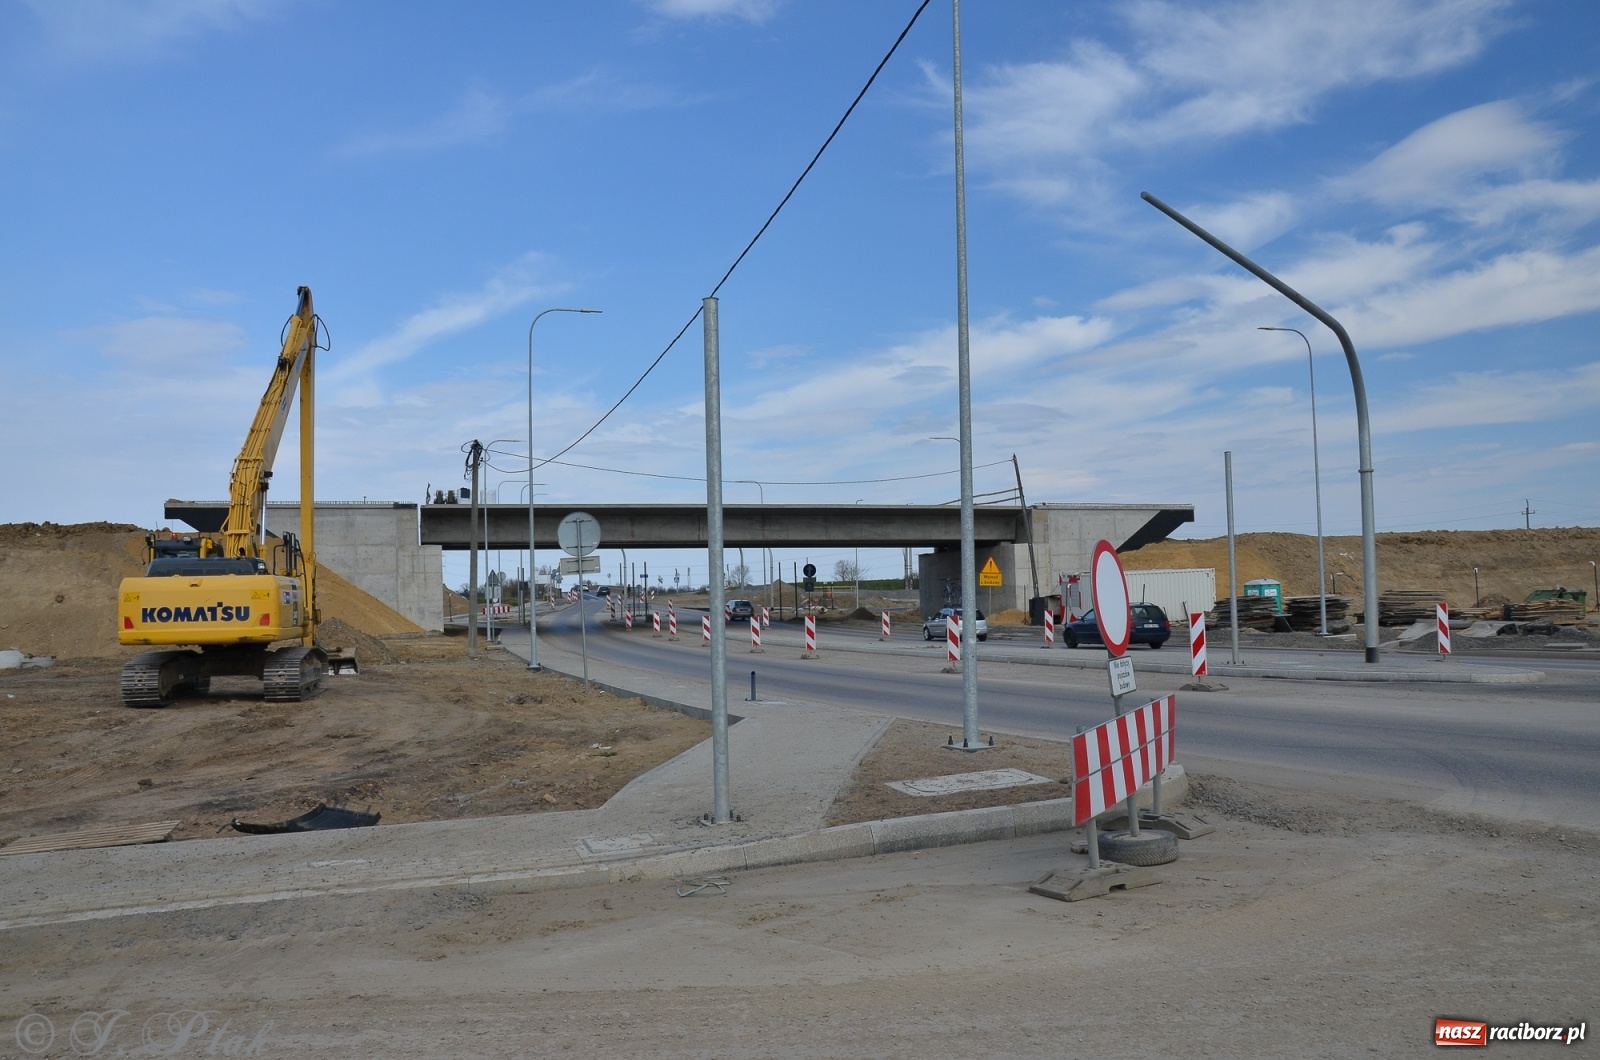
[
  {"left": 1260, "top": 326, "right": 1327, "bottom": 635},
  {"left": 527, "top": 307, "right": 602, "bottom": 671}
]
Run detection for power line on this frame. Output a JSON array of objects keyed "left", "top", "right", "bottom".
[
  {"left": 479, "top": 453, "right": 1012, "bottom": 488},
  {"left": 534, "top": 0, "right": 935, "bottom": 472}
]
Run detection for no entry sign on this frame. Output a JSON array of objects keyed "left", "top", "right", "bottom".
[{"left": 1090, "top": 540, "right": 1132, "bottom": 657}]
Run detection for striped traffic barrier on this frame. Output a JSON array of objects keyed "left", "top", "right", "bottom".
[
  {"left": 762, "top": 606, "right": 770, "bottom": 629},
  {"left": 1071, "top": 694, "right": 1176, "bottom": 826},
  {"left": 1437, "top": 602, "right": 1450, "bottom": 656},
  {"left": 881, "top": 611, "right": 891, "bottom": 640},
  {"left": 651, "top": 611, "right": 662, "bottom": 637},
  {"left": 701, "top": 614, "right": 712, "bottom": 646},
  {"left": 1043, "top": 609, "right": 1055, "bottom": 647},
  {"left": 947, "top": 613, "right": 960, "bottom": 665},
  {"left": 480, "top": 604, "right": 512, "bottom": 616},
  {"left": 1189, "top": 612, "right": 1207, "bottom": 676},
  {"left": 801, "top": 614, "right": 817, "bottom": 658},
  {"left": 623, "top": 609, "right": 633, "bottom": 630},
  {"left": 751, "top": 615, "right": 763, "bottom": 652},
  {"left": 668, "top": 608, "right": 678, "bottom": 639}
]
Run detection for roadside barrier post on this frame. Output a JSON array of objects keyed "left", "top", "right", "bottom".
[
  {"left": 801, "top": 614, "right": 817, "bottom": 658},
  {"left": 947, "top": 613, "right": 960, "bottom": 666},
  {"left": 623, "top": 610, "right": 633, "bottom": 630},
  {"left": 652, "top": 611, "right": 662, "bottom": 637},
  {"left": 1043, "top": 609, "right": 1055, "bottom": 647},
  {"left": 668, "top": 608, "right": 678, "bottom": 640},
  {"left": 750, "top": 615, "right": 763, "bottom": 653},
  {"left": 702, "top": 614, "right": 712, "bottom": 647},
  {"left": 1189, "top": 612, "right": 1207, "bottom": 676},
  {"left": 762, "top": 606, "right": 770, "bottom": 629},
  {"left": 1437, "top": 602, "right": 1450, "bottom": 656},
  {"left": 881, "top": 611, "right": 891, "bottom": 640}
]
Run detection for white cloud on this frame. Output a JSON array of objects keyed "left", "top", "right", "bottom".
[
  {"left": 79, "top": 316, "right": 247, "bottom": 365},
  {"left": 339, "top": 89, "right": 511, "bottom": 158},
  {"left": 1376, "top": 362, "right": 1600, "bottom": 433},
  {"left": 641, "top": 0, "right": 784, "bottom": 22},
  {"left": 17, "top": 0, "right": 289, "bottom": 60},
  {"left": 324, "top": 254, "right": 563, "bottom": 394}
]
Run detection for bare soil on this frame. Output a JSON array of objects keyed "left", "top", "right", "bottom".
[{"left": 0, "top": 635, "right": 708, "bottom": 846}]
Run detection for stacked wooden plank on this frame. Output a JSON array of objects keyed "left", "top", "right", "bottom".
[
  {"left": 1379, "top": 590, "right": 1447, "bottom": 625},
  {"left": 1285, "top": 595, "right": 1351, "bottom": 631},
  {"left": 1506, "top": 600, "right": 1585, "bottom": 625},
  {"left": 1211, "top": 595, "right": 1280, "bottom": 630},
  {"left": 1, "top": 820, "right": 179, "bottom": 856}
]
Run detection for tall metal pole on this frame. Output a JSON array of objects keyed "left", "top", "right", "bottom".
[
  {"left": 1144, "top": 191, "right": 1381, "bottom": 663},
  {"left": 703, "top": 296, "right": 731, "bottom": 822},
  {"left": 1261, "top": 326, "right": 1327, "bottom": 635},
  {"left": 527, "top": 307, "right": 602, "bottom": 672},
  {"left": 467, "top": 439, "right": 481, "bottom": 659},
  {"left": 1225, "top": 450, "right": 1240, "bottom": 665},
  {"left": 1011, "top": 453, "right": 1041, "bottom": 607},
  {"left": 952, "top": 0, "right": 982, "bottom": 748}
]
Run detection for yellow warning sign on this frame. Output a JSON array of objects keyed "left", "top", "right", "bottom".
[{"left": 978, "top": 557, "right": 1003, "bottom": 587}]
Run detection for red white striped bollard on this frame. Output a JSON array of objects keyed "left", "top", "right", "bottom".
[
  {"left": 623, "top": 609, "right": 633, "bottom": 630},
  {"left": 946, "top": 613, "right": 961, "bottom": 665},
  {"left": 701, "top": 614, "right": 711, "bottom": 646},
  {"left": 881, "top": 611, "right": 891, "bottom": 640},
  {"left": 668, "top": 608, "right": 678, "bottom": 639},
  {"left": 802, "top": 614, "right": 817, "bottom": 658},
  {"left": 651, "top": 611, "right": 661, "bottom": 637},
  {"left": 751, "top": 615, "right": 763, "bottom": 652},
  {"left": 1437, "top": 602, "right": 1450, "bottom": 656},
  {"left": 1042, "top": 608, "right": 1055, "bottom": 647},
  {"left": 1190, "top": 612, "right": 1207, "bottom": 676},
  {"left": 762, "top": 606, "right": 770, "bottom": 629}
]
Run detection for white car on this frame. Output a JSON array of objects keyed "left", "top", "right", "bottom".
[{"left": 922, "top": 607, "right": 987, "bottom": 642}]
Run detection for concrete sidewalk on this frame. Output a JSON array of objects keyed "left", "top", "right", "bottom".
[{"left": 0, "top": 634, "right": 1126, "bottom": 932}]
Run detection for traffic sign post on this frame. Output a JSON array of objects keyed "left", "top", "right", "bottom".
[
  {"left": 558, "top": 512, "right": 601, "bottom": 689},
  {"left": 1090, "top": 540, "right": 1140, "bottom": 834}
]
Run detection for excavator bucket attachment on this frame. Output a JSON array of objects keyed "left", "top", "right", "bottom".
[{"left": 327, "top": 649, "right": 359, "bottom": 675}]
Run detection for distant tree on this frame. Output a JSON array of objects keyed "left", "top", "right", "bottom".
[
  {"left": 729, "top": 563, "right": 751, "bottom": 587},
  {"left": 833, "top": 559, "right": 861, "bottom": 583}
]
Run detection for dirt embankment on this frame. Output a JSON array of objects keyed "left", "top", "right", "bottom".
[
  {"left": 0, "top": 523, "right": 420, "bottom": 659},
  {"left": 1124, "top": 526, "right": 1600, "bottom": 605}
]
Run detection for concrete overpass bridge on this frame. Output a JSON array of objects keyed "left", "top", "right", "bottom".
[{"left": 165, "top": 499, "right": 1194, "bottom": 626}]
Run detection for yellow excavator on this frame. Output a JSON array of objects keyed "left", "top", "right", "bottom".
[{"left": 116, "top": 286, "right": 338, "bottom": 707}]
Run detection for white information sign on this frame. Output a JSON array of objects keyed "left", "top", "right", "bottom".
[{"left": 1107, "top": 656, "right": 1137, "bottom": 697}]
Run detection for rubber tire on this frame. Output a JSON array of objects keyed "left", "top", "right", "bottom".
[
  {"left": 977, "top": 634, "right": 987, "bottom": 642},
  {"left": 923, "top": 627, "right": 934, "bottom": 641},
  {"left": 1149, "top": 640, "right": 1164, "bottom": 650},
  {"left": 1096, "top": 828, "right": 1179, "bottom": 867},
  {"left": 1064, "top": 631, "right": 1079, "bottom": 649}
]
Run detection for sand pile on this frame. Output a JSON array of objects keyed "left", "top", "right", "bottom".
[
  {"left": 315, "top": 564, "right": 423, "bottom": 635},
  {"left": 314, "top": 616, "right": 400, "bottom": 665}
]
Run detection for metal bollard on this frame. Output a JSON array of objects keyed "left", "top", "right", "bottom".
[{"left": 748, "top": 670, "right": 757, "bottom": 702}]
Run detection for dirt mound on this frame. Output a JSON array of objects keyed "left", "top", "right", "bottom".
[
  {"left": 1125, "top": 527, "right": 1600, "bottom": 607},
  {"left": 314, "top": 616, "right": 399, "bottom": 665},
  {"left": 0, "top": 521, "right": 144, "bottom": 544},
  {"left": 987, "top": 608, "right": 1028, "bottom": 625}
]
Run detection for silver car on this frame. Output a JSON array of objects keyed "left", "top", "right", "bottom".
[{"left": 922, "top": 607, "right": 987, "bottom": 642}]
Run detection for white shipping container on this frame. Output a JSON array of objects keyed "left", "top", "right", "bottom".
[{"left": 1063, "top": 567, "right": 1216, "bottom": 627}]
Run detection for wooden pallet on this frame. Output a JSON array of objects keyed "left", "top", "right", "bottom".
[{"left": 0, "top": 820, "right": 180, "bottom": 856}]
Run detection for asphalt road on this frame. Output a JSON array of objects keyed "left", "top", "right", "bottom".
[{"left": 530, "top": 599, "right": 1600, "bottom": 832}]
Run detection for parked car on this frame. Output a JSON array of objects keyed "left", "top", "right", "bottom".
[
  {"left": 725, "top": 599, "right": 755, "bottom": 622},
  {"left": 922, "top": 607, "right": 988, "bottom": 642},
  {"left": 1062, "top": 603, "right": 1170, "bottom": 649}
]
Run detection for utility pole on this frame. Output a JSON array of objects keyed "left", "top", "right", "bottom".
[
  {"left": 466, "top": 439, "right": 483, "bottom": 658},
  {"left": 1523, "top": 500, "right": 1535, "bottom": 529}
]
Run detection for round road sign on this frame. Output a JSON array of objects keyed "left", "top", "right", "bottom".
[
  {"left": 556, "top": 511, "right": 601, "bottom": 557},
  {"left": 802, "top": 563, "right": 817, "bottom": 578},
  {"left": 1090, "top": 539, "right": 1132, "bottom": 657}
]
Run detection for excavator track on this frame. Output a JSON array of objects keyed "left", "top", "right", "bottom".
[
  {"left": 263, "top": 645, "right": 327, "bottom": 702},
  {"left": 120, "top": 650, "right": 183, "bottom": 708}
]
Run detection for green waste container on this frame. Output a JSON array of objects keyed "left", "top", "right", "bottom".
[{"left": 1244, "top": 578, "right": 1283, "bottom": 613}]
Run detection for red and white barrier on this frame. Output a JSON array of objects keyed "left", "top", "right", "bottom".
[
  {"left": 623, "top": 610, "right": 633, "bottom": 630},
  {"left": 701, "top": 614, "right": 712, "bottom": 646},
  {"left": 651, "top": 611, "right": 661, "bottom": 636},
  {"left": 1189, "top": 612, "right": 1207, "bottom": 676},
  {"left": 1043, "top": 609, "right": 1055, "bottom": 646},
  {"left": 668, "top": 609, "right": 678, "bottom": 638},
  {"left": 1064, "top": 574, "right": 1083, "bottom": 622},
  {"left": 881, "top": 611, "right": 891, "bottom": 640},
  {"left": 802, "top": 614, "right": 817, "bottom": 656},
  {"left": 1071, "top": 694, "right": 1176, "bottom": 826},
  {"left": 1437, "top": 602, "right": 1450, "bottom": 656},
  {"left": 750, "top": 616, "right": 762, "bottom": 651},
  {"left": 480, "top": 605, "right": 511, "bottom": 616},
  {"left": 762, "top": 607, "right": 770, "bottom": 629},
  {"left": 947, "top": 613, "right": 960, "bottom": 665}
]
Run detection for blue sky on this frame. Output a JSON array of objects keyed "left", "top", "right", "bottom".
[{"left": 2, "top": 0, "right": 1597, "bottom": 587}]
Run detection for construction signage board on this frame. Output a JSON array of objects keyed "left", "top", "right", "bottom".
[
  {"left": 1071, "top": 694, "right": 1176, "bottom": 826},
  {"left": 978, "top": 557, "right": 1003, "bottom": 587},
  {"left": 1107, "top": 656, "right": 1137, "bottom": 697},
  {"left": 558, "top": 555, "right": 601, "bottom": 575}
]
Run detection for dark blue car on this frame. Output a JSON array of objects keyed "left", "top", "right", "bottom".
[{"left": 1063, "top": 603, "right": 1171, "bottom": 649}]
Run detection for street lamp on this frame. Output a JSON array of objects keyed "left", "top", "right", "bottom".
[
  {"left": 1260, "top": 326, "right": 1328, "bottom": 636},
  {"left": 527, "top": 307, "right": 602, "bottom": 671}
]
